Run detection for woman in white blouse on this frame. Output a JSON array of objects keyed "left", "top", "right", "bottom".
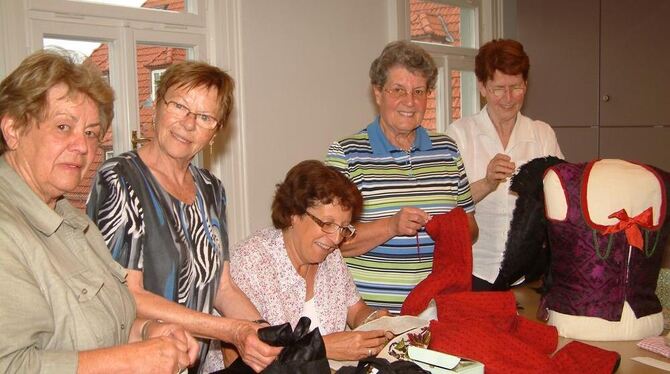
[
  {"left": 230, "top": 160, "right": 392, "bottom": 360},
  {"left": 447, "top": 39, "right": 563, "bottom": 291}
]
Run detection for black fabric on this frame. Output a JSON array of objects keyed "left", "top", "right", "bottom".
[
  {"left": 211, "top": 358, "right": 255, "bottom": 374},
  {"left": 211, "top": 317, "right": 329, "bottom": 374},
  {"left": 471, "top": 275, "right": 494, "bottom": 291},
  {"left": 492, "top": 156, "right": 566, "bottom": 291},
  {"left": 260, "top": 317, "right": 329, "bottom": 374},
  {"left": 335, "top": 357, "right": 430, "bottom": 374}
]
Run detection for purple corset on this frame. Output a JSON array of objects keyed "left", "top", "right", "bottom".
[{"left": 543, "top": 161, "right": 670, "bottom": 321}]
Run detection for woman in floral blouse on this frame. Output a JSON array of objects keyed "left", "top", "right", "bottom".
[{"left": 230, "top": 160, "right": 392, "bottom": 360}]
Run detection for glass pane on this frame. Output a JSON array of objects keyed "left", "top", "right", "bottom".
[
  {"left": 136, "top": 44, "right": 188, "bottom": 145},
  {"left": 67, "top": 0, "right": 187, "bottom": 13},
  {"left": 449, "top": 69, "right": 478, "bottom": 124},
  {"left": 43, "top": 38, "right": 112, "bottom": 211},
  {"left": 409, "top": 0, "right": 477, "bottom": 48}
]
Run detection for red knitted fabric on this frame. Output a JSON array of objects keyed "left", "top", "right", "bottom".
[
  {"left": 553, "top": 341, "right": 620, "bottom": 374},
  {"left": 429, "top": 298, "right": 618, "bottom": 374},
  {"left": 429, "top": 317, "right": 556, "bottom": 373},
  {"left": 435, "top": 291, "right": 558, "bottom": 355},
  {"left": 400, "top": 210, "right": 619, "bottom": 373},
  {"left": 401, "top": 207, "right": 471, "bottom": 316}
]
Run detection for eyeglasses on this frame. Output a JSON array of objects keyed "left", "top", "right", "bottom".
[
  {"left": 383, "top": 86, "right": 430, "bottom": 99},
  {"left": 304, "top": 211, "right": 356, "bottom": 239},
  {"left": 162, "top": 98, "right": 220, "bottom": 129},
  {"left": 486, "top": 83, "right": 526, "bottom": 99}
]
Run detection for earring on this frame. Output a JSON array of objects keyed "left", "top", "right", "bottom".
[{"left": 209, "top": 138, "right": 214, "bottom": 159}]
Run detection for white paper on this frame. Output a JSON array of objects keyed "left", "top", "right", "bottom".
[{"left": 632, "top": 357, "right": 670, "bottom": 371}]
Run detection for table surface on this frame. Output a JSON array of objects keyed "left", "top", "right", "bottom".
[{"left": 512, "top": 285, "right": 670, "bottom": 373}]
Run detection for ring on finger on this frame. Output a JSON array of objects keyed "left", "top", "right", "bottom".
[{"left": 368, "top": 348, "right": 372, "bottom": 357}]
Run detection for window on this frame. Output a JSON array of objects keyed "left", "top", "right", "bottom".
[
  {"left": 43, "top": 37, "right": 113, "bottom": 210},
  {"left": 150, "top": 68, "right": 166, "bottom": 102},
  {"left": 29, "top": 0, "right": 205, "bottom": 23},
  {"left": 400, "top": 0, "right": 499, "bottom": 131},
  {"left": 138, "top": 46, "right": 189, "bottom": 143},
  {"left": 410, "top": 0, "right": 477, "bottom": 48},
  {"left": 24, "top": 0, "right": 206, "bottom": 210},
  {"left": 66, "top": 0, "right": 191, "bottom": 13}
]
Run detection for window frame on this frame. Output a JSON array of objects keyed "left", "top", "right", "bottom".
[
  {"left": 395, "top": 0, "right": 502, "bottom": 131},
  {"left": 28, "top": 0, "right": 207, "bottom": 27}
]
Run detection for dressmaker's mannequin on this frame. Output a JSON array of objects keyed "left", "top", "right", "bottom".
[{"left": 543, "top": 159, "right": 667, "bottom": 340}]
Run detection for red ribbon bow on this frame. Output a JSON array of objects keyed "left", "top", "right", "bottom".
[{"left": 602, "top": 207, "right": 654, "bottom": 250}]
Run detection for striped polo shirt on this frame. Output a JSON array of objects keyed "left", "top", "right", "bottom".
[{"left": 325, "top": 117, "right": 475, "bottom": 313}]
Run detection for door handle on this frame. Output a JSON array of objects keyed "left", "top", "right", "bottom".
[{"left": 131, "top": 130, "right": 151, "bottom": 150}]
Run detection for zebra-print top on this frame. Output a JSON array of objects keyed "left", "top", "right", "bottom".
[{"left": 86, "top": 151, "right": 228, "bottom": 373}]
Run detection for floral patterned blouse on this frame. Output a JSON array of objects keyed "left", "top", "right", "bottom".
[{"left": 230, "top": 228, "right": 360, "bottom": 335}]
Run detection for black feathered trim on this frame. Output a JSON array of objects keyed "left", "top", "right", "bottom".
[{"left": 492, "top": 156, "right": 566, "bottom": 291}]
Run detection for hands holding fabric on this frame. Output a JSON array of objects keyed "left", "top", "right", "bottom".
[
  {"left": 231, "top": 320, "right": 283, "bottom": 372},
  {"left": 484, "top": 153, "right": 516, "bottom": 189},
  {"left": 323, "top": 330, "right": 394, "bottom": 361},
  {"left": 388, "top": 207, "right": 431, "bottom": 237}
]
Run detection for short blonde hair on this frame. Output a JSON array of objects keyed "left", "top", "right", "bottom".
[
  {"left": 0, "top": 48, "right": 114, "bottom": 155},
  {"left": 155, "top": 61, "right": 235, "bottom": 130}
]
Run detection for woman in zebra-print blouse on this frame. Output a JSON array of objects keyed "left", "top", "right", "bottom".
[{"left": 87, "top": 61, "right": 280, "bottom": 373}]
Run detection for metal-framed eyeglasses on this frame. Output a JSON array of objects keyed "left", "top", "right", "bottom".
[
  {"left": 162, "top": 98, "right": 220, "bottom": 129},
  {"left": 304, "top": 211, "right": 356, "bottom": 239},
  {"left": 383, "top": 86, "right": 431, "bottom": 100},
  {"left": 486, "top": 83, "right": 526, "bottom": 99}
]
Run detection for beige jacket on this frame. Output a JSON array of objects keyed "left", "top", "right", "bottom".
[{"left": 0, "top": 158, "right": 136, "bottom": 373}]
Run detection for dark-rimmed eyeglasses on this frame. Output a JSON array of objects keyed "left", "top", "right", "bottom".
[
  {"left": 162, "top": 98, "right": 219, "bottom": 129},
  {"left": 304, "top": 211, "right": 356, "bottom": 239}
]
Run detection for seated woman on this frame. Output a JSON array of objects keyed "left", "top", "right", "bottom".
[
  {"left": 0, "top": 49, "right": 198, "bottom": 373},
  {"left": 230, "top": 160, "right": 392, "bottom": 361}
]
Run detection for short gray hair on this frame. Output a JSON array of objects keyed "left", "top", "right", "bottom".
[{"left": 369, "top": 41, "right": 437, "bottom": 89}]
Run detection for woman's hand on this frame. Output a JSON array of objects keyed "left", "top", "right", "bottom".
[
  {"left": 82, "top": 336, "right": 193, "bottom": 374},
  {"left": 387, "top": 207, "right": 430, "bottom": 236},
  {"left": 323, "top": 330, "right": 393, "bottom": 361},
  {"left": 136, "top": 336, "right": 194, "bottom": 373},
  {"left": 144, "top": 321, "right": 200, "bottom": 365},
  {"left": 231, "top": 321, "right": 282, "bottom": 372},
  {"left": 484, "top": 153, "right": 516, "bottom": 189},
  {"left": 357, "top": 308, "right": 391, "bottom": 328}
]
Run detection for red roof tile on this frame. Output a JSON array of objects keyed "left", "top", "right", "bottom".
[{"left": 410, "top": 0, "right": 462, "bottom": 46}]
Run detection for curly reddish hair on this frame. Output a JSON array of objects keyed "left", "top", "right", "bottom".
[
  {"left": 475, "top": 39, "right": 530, "bottom": 83},
  {"left": 271, "top": 160, "right": 363, "bottom": 230}
]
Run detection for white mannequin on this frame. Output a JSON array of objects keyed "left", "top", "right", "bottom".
[{"left": 543, "top": 159, "right": 664, "bottom": 340}]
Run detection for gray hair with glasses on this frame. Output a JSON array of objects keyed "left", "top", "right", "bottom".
[{"left": 369, "top": 40, "right": 438, "bottom": 89}]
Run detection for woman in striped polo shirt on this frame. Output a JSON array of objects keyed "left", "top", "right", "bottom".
[{"left": 326, "top": 41, "right": 478, "bottom": 313}]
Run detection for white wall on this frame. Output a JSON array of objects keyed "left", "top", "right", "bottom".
[{"left": 216, "top": 0, "right": 392, "bottom": 244}]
